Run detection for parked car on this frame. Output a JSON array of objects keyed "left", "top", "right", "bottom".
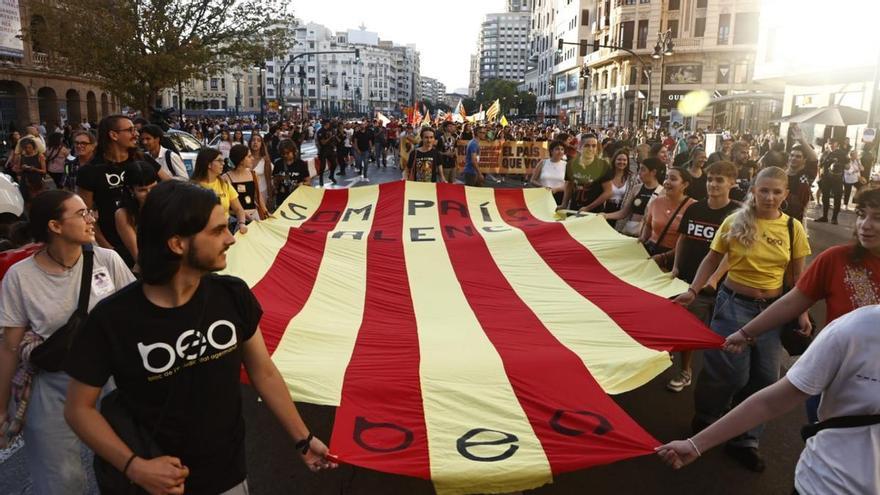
[{"left": 166, "top": 129, "right": 205, "bottom": 177}]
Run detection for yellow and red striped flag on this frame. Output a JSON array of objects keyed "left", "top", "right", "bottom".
[
  {"left": 486, "top": 99, "right": 501, "bottom": 122},
  {"left": 223, "top": 183, "right": 722, "bottom": 495}
]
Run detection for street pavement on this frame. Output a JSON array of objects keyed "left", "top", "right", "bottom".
[{"left": 0, "top": 148, "right": 860, "bottom": 494}]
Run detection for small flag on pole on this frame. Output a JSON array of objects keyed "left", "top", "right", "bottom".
[{"left": 500, "top": 115, "right": 509, "bottom": 127}]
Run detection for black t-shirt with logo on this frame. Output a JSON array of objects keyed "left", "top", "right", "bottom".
[
  {"left": 436, "top": 132, "right": 458, "bottom": 168},
  {"left": 631, "top": 184, "right": 658, "bottom": 216},
  {"left": 676, "top": 199, "right": 740, "bottom": 283},
  {"left": 273, "top": 157, "right": 310, "bottom": 199},
  {"left": 76, "top": 156, "right": 159, "bottom": 262},
  {"left": 65, "top": 275, "right": 261, "bottom": 495},
  {"left": 406, "top": 148, "right": 442, "bottom": 182}
]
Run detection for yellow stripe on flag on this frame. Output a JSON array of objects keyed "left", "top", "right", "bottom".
[
  {"left": 272, "top": 186, "right": 379, "bottom": 405},
  {"left": 403, "top": 182, "right": 552, "bottom": 495},
  {"left": 221, "top": 187, "right": 325, "bottom": 287},
  {"left": 466, "top": 187, "right": 671, "bottom": 394},
  {"left": 520, "top": 191, "right": 689, "bottom": 298}
]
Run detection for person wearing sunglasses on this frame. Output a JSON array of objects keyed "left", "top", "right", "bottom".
[{"left": 0, "top": 190, "right": 134, "bottom": 494}]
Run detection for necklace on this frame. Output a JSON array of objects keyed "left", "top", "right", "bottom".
[{"left": 43, "top": 247, "right": 81, "bottom": 270}]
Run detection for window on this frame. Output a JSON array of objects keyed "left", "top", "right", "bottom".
[
  {"left": 621, "top": 21, "right": 634, "bottom": 49},
  {"left": 637, "top": 20, "right": 649, "bottom": 49},
  {"left": 662, "top": 19, "right": 678, "bottom": 39},
  {"left": 581, "top": 9, "right": 589, "bottom": 25},
  {"left": 668, "top": 0, "right": 680, "bottom": 9},
  {"left": 210, "top": 78, "right": 218, "bottom": 90},
  {"left": 718, "top": 14, "right": 731, "bottom": 44},
  {"left": 694, "top": 17, "right": 706, "bottom": 37},
  {"left": 733, "top": 12, "right": 759, "bottom": 45},
  {"left": 734, "top": 61, "right": 749, "bottom": 84},
  {"left": 696, "top": 0, "right": 707, "bottom": 7}
]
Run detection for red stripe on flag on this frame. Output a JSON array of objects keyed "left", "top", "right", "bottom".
[
  {"left": 251, "top": 190, "right": 350, "bottom": 355},
  {"left": 493, "top": 189, "right": 723, "bottom": 351},
  {"left": 330, "top": 181, "right": 431, "bottom": 479},
  {"left": 436, "top": 184, "right": 658, "bottom": 474}
]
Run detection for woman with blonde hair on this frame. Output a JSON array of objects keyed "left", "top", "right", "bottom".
[{"left": 677, "top": 166, "right": 811, "bottom": 472}]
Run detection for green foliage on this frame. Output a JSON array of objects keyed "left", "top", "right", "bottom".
[
  {"left": 29, "top": 0, "right": 296, "bottom": 116},
  {"left": 473, "top": 79, "right": 537, "bottom": 117}
]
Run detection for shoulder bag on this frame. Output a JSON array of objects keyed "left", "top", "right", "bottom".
[
  {"left": 29, "top": 245, "right": 93, "bottom": 372},
  {"left": 801, "top": 415, "right": 880, "bottom": 441},
  {"left": 780, "top": 216, "right": 814, "bottom": 356},
  {"left": 643, "top": 197, "right": 689, "bottom": 256}
]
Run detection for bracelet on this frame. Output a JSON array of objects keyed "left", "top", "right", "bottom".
[
  {"left": 122, "top": 454, "right": 137, "bottom": 478},
  {"left": 295, "top": 432, "right": 314, "bottom": 455},
  {"left": 687, "top": 437, "right": 702, "bottom": 457},
  {"left": 738, "top": 327, "right": 756, "bottom": 343}
]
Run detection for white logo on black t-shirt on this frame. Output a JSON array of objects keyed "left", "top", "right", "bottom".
[
  {"left": 137, "top": 320, "right": 237, "bottom": 374},
  {"left": 105, "top": 172, "right": 125, "bottom": 187}
]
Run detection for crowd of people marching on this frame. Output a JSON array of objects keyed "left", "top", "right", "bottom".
[{"left": 0, "top": 112, "right": 877, "bottom": 495}]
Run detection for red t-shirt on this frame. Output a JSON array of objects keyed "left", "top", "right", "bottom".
[{"left": 796, "top": 244, "right": 880, "bottom": 322}]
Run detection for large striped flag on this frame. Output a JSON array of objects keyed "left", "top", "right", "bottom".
[
  {"left": 223, "top": 182, "right": 722, "bottom": 495},
  {"left": 454, "top": 99, "right": 466, "bottom": 123},
  {"left": 486, "top": 99, "right": 501, "bottom": 122}
]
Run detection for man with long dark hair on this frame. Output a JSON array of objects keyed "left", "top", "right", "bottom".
[{"left": 64, "top": 181, "right": 335, "bottom": 494}]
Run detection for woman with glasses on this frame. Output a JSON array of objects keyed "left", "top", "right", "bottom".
[
  {"left": 64, "top": 130, "right": 94, "bottom": 191},
  {"left": 0, "top": 190, "right": 134, "bottom": 495},
  {"left": 191, "top": 148, "right": 248, "bottom": 234}
]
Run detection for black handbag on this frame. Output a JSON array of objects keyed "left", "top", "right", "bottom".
[
  {"left": 29, "top": 244, "right": 94, "bottom": 372},
  {"left": 781, "top": 216, "right": 813, "bottom": 356},
  {"left": 94, "top": 284, "right": 209, "bottom": 494}
]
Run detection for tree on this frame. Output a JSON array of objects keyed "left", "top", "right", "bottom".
[
  {"left": 474, "top": 79, "right": 537, "bottom": 118},
  {"left": 29, "top": 0, "right": 295, "bottom": 117}
]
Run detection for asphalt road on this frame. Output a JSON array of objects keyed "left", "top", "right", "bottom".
[{"left": 0, "top": 149, "right": 858, "bottom": 494}]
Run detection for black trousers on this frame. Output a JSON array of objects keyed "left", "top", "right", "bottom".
[{"left": 820, "top": 175, "right": 843, "bottom": 219}]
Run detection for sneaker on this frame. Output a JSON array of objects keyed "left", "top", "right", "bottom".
[
  {"left": 666, "top": 370, "right": 692, "bottom": 392},
  {"left": 831, "top": 217, "right": 838, "bottom": 225},
  {"left": 814, "top": 216, "right": 828, "bottom": 223},
  {"left": 724, "top": 445, "right": 766, "bottom": 473}
]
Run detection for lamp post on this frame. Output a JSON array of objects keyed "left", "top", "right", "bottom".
[
  {"left": 355, "top": 87, "right": 362, "bottom": 117},
  {"left": 233, "top": 71, "right": 242, "bottom": 117},
  {"left": 254, "top": 62, "right": 266, "bottom": 127},
  {"left": 580, "top": 64, "right": 590, "bottom": 126},
  {"left": 548, "top": 81, "right": 555, "bottom": 121},
  {"left": 298, "top": 65, "right": 306, "bottom": 120},
  {"left": 651, "top": 30, "right": 675, "bottom": 127}
]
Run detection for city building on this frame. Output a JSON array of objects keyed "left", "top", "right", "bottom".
[
  {"left": 157, "top": 68, "right": 263, "bottom": 116},
  {"left": 420, "top": 77, "right": 447, "bottom": 104},
  {"left": 753, "top": 0, "right": 878, "bottom": 150},
  {"left": 468, "top": 54, "right": 480, "bottom": 97},
  {"left": 0, "top": 0, "right": 120, "bottom": 133},
  {"left": 264, "top": 22, "right": 420, "bottom": 118},
  {"left": 582, "top": 0, "right": 773, "bottom": 130},
  {"left": 475, "top": 4, "right": 531, "bottom": 90},
  {"left": 442, "top": 92, "right": 469, "bottom": 108}
]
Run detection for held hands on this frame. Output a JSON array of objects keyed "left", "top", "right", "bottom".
[
  {"left": 299, "top": 436, "right": 339, "bottom": 472},
  {"left": 127, "top": 456, "right": 189, "bottom": 495},
  {"left": 672, "top": 290, "right": 695, "bottom": 306},
  {"left": 797, "top": 312, "right": 813, "bottom": 337},
  {"left": 655, "top": 440, "right": 701, "bottom": 470},
  {"left": 724, "top": 330, "right": 751, "bottom": 353}
]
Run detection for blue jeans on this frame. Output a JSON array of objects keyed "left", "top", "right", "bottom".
[
  {"left": 374, "top": 142, "right": 387, "bottom": 166},
  {"left": 23, "top": 372, "right": 88, "bottom": 495},
  {"left": 354, "top": 150, "right": 369, "bottom": 177},
  {"left": 693, "top": 286, "right": 783, "bottom": 449}
]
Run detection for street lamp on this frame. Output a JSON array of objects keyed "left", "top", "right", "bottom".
[
  {"left": 298, "top": 65, "right": 306, "bottom": 120},
  {"left": 580, "top": 64, "right": 590, "bottom": 126},
  {"left": 254, "top": 61, "right": 266, "bottom": 126},
  {"left": 232, "top": 71, "right": 242, "bottom": 117},
  {"left": 548, "top": 81, "right": 555, "bottom": 121},
  {"left": 355, "top": 87, "right": 362, "bottom": 116},
  {"left": 651, "top": 30, "right": 675, "bottom": 125}
]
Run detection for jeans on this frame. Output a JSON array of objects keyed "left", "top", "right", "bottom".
[
  {"left": 374, "top": 142, "right": 387, "bottom": 166},
  {"left": 820, "top": 175, "right": 843, "bottom": 219},
  {"left": 693, "top": 286, "right": 783, "bottom": 449},
  {"left": 354, "top": 150, "right": 369, "bottom": 177},
  {"left": 23, "top": 372, "right": 89, "bottom": 495}
]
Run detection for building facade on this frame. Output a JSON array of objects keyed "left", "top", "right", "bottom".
[
  {"left": 158, "top": 68, "right": 263, "bottom": 116},
  {"left": 0, "top": 0, "right": 120, "bottom": 134},
  {"left": 420, "top": 77, "right": 447, "bottom": 104},
  {"left": 265, "top": 23, "right": 420, "bottom": 118},
  {"left": 475, "top": 7, "right": 531, "bottom": 89}
]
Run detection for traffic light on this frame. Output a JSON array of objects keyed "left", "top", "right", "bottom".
[
  {"left": 557, "top": 38, "right": 564, "bottom": 51},
  {"left": 354, "top": 48, "right": 360, "bottom": 61}
]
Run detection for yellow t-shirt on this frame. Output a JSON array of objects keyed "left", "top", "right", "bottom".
[
  {"left": 710, "top": 212, "right": 811, "bottom": 290},
  {"left": 196, "top": 178, "right": 238, "bottom": 218}
]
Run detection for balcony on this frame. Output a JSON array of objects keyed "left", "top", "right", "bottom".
[{"left": 32, "top": 51, "right": 49, "bottom": 68}]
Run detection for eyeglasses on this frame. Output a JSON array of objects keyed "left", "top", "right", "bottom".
[
  {"left": 64, "top": 208, "right": 99, "bottom": 220},
  {"left": 74, "top": 141, "right": 92, "bottom": 146},
  {"left": 113, "top": 127, "right": 137, "bottom": 134}
]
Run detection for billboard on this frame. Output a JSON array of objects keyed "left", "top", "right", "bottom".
[{"left": 0, "top": 0, "right": 23, "bottom": 58}]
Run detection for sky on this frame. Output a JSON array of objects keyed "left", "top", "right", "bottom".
[{"left": 293, "top": 0, "right": 507, "bottom": 93}]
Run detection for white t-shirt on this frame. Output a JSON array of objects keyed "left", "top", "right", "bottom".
[
  {"left": 0, "top": 246, "right": 135, "bottom": 339},
  {"left": 786, "top": 305, "right": 880, "bottom": 495},
  {"left": 153, "top": 146, "right": 188, "bottom": 179},
  {"left": 538, "top": 159, "right": 567, "bottom": 190}
]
